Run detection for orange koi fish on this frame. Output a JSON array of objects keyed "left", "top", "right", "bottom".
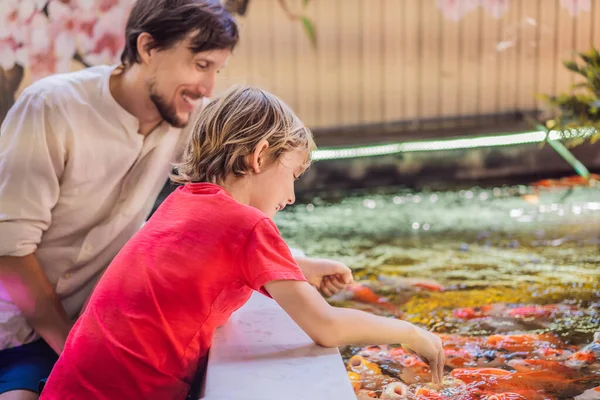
[
  {"left": 346, "top": 284, "right": 400, "bottom": 315},
  {"left": 437, "top": 333, "right": 486, "bottom": 349},
  {"left": 485, "top": 370, "right": 583, "bottom": 394},
  {"left": 347, "top": 371, "right": 362, "bottom": 391},
  {"left": 567, "top": 333, "right": 600, "bottom": 369},
  {"left": 506, "top": 359, "right": 578, "bottom": 376},
  {"left": 480, "top": 393, "right": 527, "bottom": 400},
  {"left": 486, "top": 333, "right": 563, "bottom": 352},
  {"left": 414, "top": 387, "right": 449, "bottom": 400},
  {"left": 532, "top": 174, "right": 600, "bottom": 188},
  {"left": 377, "top": 275, "right": 445, "bottom": 292},
  {"left": 450, "top": 368, "right": 512, "bottom": 385},
  {"left": 532, "top": 346, "right": 575, "bottom": 361},
  {"left": 453, "top": 305, "right": 498, "bottom": 320},
  {"left": 468, "top": 390, "right": 553, "bottom": 400},
  {"left": 507, "top": 304, "right": 578, "bottom": 319}
]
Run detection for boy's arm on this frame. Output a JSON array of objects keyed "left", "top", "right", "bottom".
[
  {"left": 264, "top": 279, "right": 445, "bottom": 384},
  {"left": 0, "top": 91, "right": 70, "bottom": 354}
]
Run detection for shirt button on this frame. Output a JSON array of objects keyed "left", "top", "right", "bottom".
[
  {"left": 83, "top": 244, "right": 93, "bottom": 253},
  {"left": 64, "top": 272, "right": 72, "bottom": 279}
]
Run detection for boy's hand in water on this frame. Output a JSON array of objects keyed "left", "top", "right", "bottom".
[
  {"left": 402, "top": 327, "right": 445, "bottom": 384},
  {"left": 294, "top": 257, "right": 353, "bottom": 296}
]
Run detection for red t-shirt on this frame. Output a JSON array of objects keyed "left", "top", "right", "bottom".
[{"left": 41, "top": 183, "right": 307, "bottom": 400}]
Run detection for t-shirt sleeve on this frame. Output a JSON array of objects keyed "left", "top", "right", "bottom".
[{"left": 241, "top": 218, "right": 307, "bottom": 297}]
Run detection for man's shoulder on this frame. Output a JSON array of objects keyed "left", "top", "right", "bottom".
[{"left": 19, "top": 65, "right": 113, "bottom": 109}]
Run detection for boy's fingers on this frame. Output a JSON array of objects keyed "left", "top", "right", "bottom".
[
  {"left": 321, "top": 277, "right": 342, "bottom": 297},
  {"left": 330, "top": 275, "right": 347, "bottom": 290},
  {"left": 438, "top": 351, "right": 445, "bottom": 382}
]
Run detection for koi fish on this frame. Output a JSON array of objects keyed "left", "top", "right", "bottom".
[
  {"left": 357, "top": 345, "right": 392, "bottom": 363},
  {"left": 444, "top": 348, "right": 506, "bottom": 369},
  {"left": 444, "top": 348, "right": 474, "bottom": 368},
  {"left": 377, "top": 275, "right": 445, "bottom": 292},
  {"left": 469, "top": 390, "right": 552, "bottom": 400},
  {"left": 480, "top": 393, "right": 527, "bottom": 400},
  {"left": 507, "top": 304, "right": 579, "bottom": 319},
  {"left": 532, "top": 346, "right": 575, "bottom": 361},
  {"left": 361, "top": 374, "right": 398, "bottom": 392},
  {"left": 566, "top": 332, "right": 600, "bottom": 369},
  {"left": 453, "top": 305, "right": 499, "bottom": 320},
  {"left": 452, "top": 303, "right": 577, "bottom": 320},
  {"left": 347, "top": 371, "right": 362, "bottom": 391},
  {"left": 345, "top": 284, "right": 400, "bottom": 315},
  {"left": 347, "top": 355, "right": 382, "bottom": 375},
  {"left": 486, "top": 333, "right": 563, "bottom": 352},
  {"left": 414, "top": 387, "right": 449, "bottom": 399},
  {"left": 399, "top": 363, "right": 432, "bottom": 385},
  {"left": 421, "top": 377, "right": 468, "bottom": 398},
  {"left": 437, "top": 333, "right": 486, "bottom": 349},
  {"left": 485, "top": 370, "right": 583, "bottom": 394},
  {"left": 380, "top": 382, "right": 409, "bottom": 400},
  {"left": 506, "top": 359, "right": 578, "bottom": 376},
  {"left": 532, "top": 174, "right": 600, "bottom": 188},
  {"left": 450, "top": 368, "right": 512, "bottom": 385}
]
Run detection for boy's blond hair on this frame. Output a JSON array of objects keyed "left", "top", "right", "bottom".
[{"left": 171, "top": 85, "right": 316, "bottom": 185}]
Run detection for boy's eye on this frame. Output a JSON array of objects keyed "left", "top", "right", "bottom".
[{"left": 196, "top": 63, "right": 209, "bottom": 70}]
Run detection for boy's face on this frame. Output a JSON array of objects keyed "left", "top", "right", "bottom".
[
  {"left": 250, "top": 149, "right": 308, "bottom": 219},
  {"left": 143, "top": 34, "right": 231, "bottom": 128}
]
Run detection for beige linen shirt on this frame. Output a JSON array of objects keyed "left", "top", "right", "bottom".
[{"left": 0, "top": 65, "right": 192, "bottom": 349}]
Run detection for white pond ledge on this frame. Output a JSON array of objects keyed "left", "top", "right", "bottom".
[{"left": 201, "top": 292, "right": 356, "bottom": 400}]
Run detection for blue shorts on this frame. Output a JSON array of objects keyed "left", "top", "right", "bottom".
[{"left": 0, "top": 340, "right": 58, "bottom": 395}]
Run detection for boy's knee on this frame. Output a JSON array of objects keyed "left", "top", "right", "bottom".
[{"left": 0, "top": 390, "right": 39, "bottom": 400}]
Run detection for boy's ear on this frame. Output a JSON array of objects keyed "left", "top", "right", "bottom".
[{"left": 250, "top": 140, "right": 269, "bottom": 173}]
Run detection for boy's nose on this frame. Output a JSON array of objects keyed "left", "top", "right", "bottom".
[{"left": 287, "top": 192, "right": 296, "bottom": 205}]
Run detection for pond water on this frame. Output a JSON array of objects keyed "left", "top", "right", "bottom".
[{"left": 276, "top": 184, "right": 600, "bottom": 399}]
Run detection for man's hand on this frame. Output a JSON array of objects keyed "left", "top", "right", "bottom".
[{"left": 293, "top": 257, "right": 354, "bottom": 297}]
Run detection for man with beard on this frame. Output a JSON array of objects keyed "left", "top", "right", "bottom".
[{"left": 0, "top": 1, "right": 351, "bottom": 399}]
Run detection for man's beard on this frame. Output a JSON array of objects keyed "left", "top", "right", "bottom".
[{"left": 148, "top": 81, "right": 188, "bottom": 128}]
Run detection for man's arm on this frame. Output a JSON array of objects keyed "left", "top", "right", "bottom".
[
  {"left": 0, "top": 90, "right": 69, "bottom": 354},
  {"left": 0, "top": 255, "right": 72, "bottom": 354}
]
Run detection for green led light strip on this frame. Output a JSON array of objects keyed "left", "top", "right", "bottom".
[{"left": 311, "top": 128, "right": 597, "bottom": 161}]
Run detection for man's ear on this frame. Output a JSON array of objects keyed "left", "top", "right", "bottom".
[{"left": 137, "top": 32, "right": 155, "bottom": 65}]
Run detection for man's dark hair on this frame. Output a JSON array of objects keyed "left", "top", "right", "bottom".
[{"left": 120, "top": 0, "right": 239, "bottom": 66}]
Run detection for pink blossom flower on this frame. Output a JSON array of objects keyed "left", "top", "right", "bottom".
[
  {"left": 21, "top": 11, "right": 58, "bottom": 79},
  {"left": 0, "top": 0, "right": 45, "bottom": 43},
  {"left": 559, "top": 0, "right": 591, "bottom": 16},
  {"left": 82, "top": 3, "right": 131, "bottom": 65},
  {"left": 436, "top": 0, "right": 480, "bottom": 21},
  {"left": 47, "top": 0, "right": 97, "bottom": 63},
  {"left": 0, "top": 38, "right": 20, "bottom": 70}
]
